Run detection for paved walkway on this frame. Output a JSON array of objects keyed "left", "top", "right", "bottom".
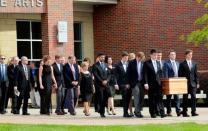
[{"left": 0, "top": 108, "right": 207, "bottom": 125}]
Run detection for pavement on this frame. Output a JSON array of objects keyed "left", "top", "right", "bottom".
[{"left": 0, "top": 107, "right": 208, "bottom": 125}]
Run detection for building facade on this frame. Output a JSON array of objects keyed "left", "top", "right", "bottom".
[{"left": 0, "top": 0, "right": 207, "bottom": 70}]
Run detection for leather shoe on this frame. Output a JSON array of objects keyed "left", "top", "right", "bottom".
[
  {"left": 192, "top": 112, "right": 199, "bottom": 116},
  {"left": 135, "top": 113, "right": 144, "bottom": 118},
  {"left": 123, "top": 114, "right": 132, "bottom": 118},
  {"left": 166, "top": 113, "right": 172, "bottom": 117},
  {"left": 151, "top": 114, "right": 157, "bottom": 118},
  {"left": 56, "top": 112, "right": 64, "bottom": 115},
  {"left": 23, "top": 112, "right": 30, "bottom": 115},
  {"left": 70, "top": 112, "right": 76, "bottom": 116},
  {"left": 100, "top": 114, "right": 106, "bottom": 118},
  {"left": 182, "top": 113, "right": 190, "bottom": 117},
  {"left": 161, "top": 114, "right": 167, "bottom": 118},
  {"left": 177, "top": 111, "right": 182, "bottom": 117}
]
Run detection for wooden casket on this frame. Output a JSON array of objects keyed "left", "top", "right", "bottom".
[{"left": 161, "top": 77, "right": 188, "bottom": 95}]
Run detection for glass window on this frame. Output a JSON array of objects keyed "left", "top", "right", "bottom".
[
  {"left": 17, "top": 41, "right": 31, "bottom": 59},
  {"left": 16, "top": 21, "right": 42, "bottom": 61},
  {"left": 17, "top": 21, "right": 30, "bottom": 39},
  {"left": 74, "top": 23, "right": 82, "bottom": 62},
  {"left": 32, "top": 22, "right": 42, "bottom": 39}
]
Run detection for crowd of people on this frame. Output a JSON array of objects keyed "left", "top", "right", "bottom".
[{"left": 0, "top": 49, "right": 199, "bottom": 118}]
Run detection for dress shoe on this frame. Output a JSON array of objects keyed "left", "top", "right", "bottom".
[
  {"left": 166, "top": 113, "right": 172, "bottom": 117},
  {"left": 23, "top": 112, "right": 30, "bottom": 115},
  {"left": 161, "top": 114, "right": 167, "bottom": 118},
  {"left": 182, "top": 113, "right": 190, "bottom": 117},
  {"left": 151, "top": 114, "right": 157, "bottom": 118},
  {"left": 192, "top": 112, "right": 199, "bottom": 116},
  {"left": 100, "top": 114, "right": 106, "bottom": 118},
  {"left": 177, "top": 111, "right": 182, "bottom": 117},
  {"left": 135, "top": 113, "right": 144, "bottom": 118},
  {"left": 13, "top": 111, "right": 20, "bottom": 115},
  {"left": 70, "top": 112, "right": 76, "bottom": 116},
  {"left": 0, "top": 111, "right": 7, "bottom": 114},
  {"left": 62, "top": 110, "right": 67, "bottom": 114},
  {"left": 123, "top": 113, "right": 132, "bottom": 118},
  {"left": 56, "top": 112, "right": 64, "bottom": 115}
]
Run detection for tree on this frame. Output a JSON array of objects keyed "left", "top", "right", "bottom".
[{"left": 180, "top": 0, "right": 208, "bottom": 48}]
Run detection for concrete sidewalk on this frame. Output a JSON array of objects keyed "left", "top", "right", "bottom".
[{"left": 0, "top": 107, "right": 207, "bottom": 125}]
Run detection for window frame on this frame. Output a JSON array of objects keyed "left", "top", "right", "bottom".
[
  {"left": 74, "top": 22, "right": 83, "bottom": 62},
  {"left": 16, "top": 20, "right": 42, "bottom": 62}
]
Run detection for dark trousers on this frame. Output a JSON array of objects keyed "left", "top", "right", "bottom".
[
  {"left": 121, "top": 86, "right": 132, "bottom": 115},
  {"left": 182, "top": 87, "right": 197, "bottom": 113},
  {"left": 55, "top": 85, "right": 66, "bottom": 112},
  {"left": 16, "top": 95, "right": 29, "bottom": 113},
  {"left": 97, "top": 88, "right": 108, "bottom": 115},
  {"left": 166, "top": 94, "right": 181, "bottom": 114},
  {"left": 39, "top": 88, "right": 52, "bottom": 114},
  {"left": 132, "top": 83, "right": 144, "bottom": 114},
  {"left": 5, "top": 86, "right": 14, "bottom": 109},
  {"left": 73, "top": 87, "right": 79, "bottom": 108},
  {"left": 148, "top": 89, "right": 165, "bottom": 116},
  {"left": 0, "top": 81, "right": 8, "bottom": 112}
]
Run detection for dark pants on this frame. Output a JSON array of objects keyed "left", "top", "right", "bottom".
[
  {"left": 121, "top": 86, "right": 132, "bottom": 115},
  {"left": 55, "top": 84, "right": 66, "bottom": 113},
  {"left": 132, "top": 83, "right": 144, "bottom": 114},
  {"left": 39, "top": 88, "right": 52, "bottom": 114},
  {"left": 64, "top": 88, "right": 75, "bottom": 114},
  {"left": 148, "top": 89, "right": 165, "bottom": 116},
  {"left": 16, "top": 95, "right": 29, "bottom": 113},
  {"left": 0, "top": 81, "right": 8, "bottom": 113},
  {"left": 97, "top": 88, "right": 108, "bottom": 115},
  {"left": 182, "top": 87, "right": 197, "bottom": 113},
  {"left": 166, "top": 94, "right": 181, "bottom": 114},
  {"left": 73, "top": 87, "right": 79, "bottom": 108},
  {"left": 5, "top": 85, "right": 15, "bottom": 109}
]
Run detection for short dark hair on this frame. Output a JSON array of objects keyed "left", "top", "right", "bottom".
[
  {"left": 55, "top": 55, "right": 61, "bottom": 60},
  {"left": 97, "top": 53, "right": 105, "bottom": 57},
  {"left": 185, "top": 49, "right": 193, "bottom": 55},
  {"left": 105, "top": 55, "right": 112, "bottom": 63},
  {"left": 169, "top": 50, "right": 176, "bottom": 54},
  {"left": 150, "top": 49, "right": 157, "bottom": 54},
  {"left": 122, "top": 51, "right": 129, "bottom": 57}
]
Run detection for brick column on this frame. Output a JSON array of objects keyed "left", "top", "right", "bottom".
[{"left": 41, "top": 0, "right": 74, "bottom": 59}]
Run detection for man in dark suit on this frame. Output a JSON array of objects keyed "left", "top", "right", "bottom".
[
  {"left": 127, "top": 52, "right": 145, "bottom": 118},
  {"left": 63, "top": 56, "right": 79, "bottom": 116},
  {"left": 163, "top": 50, "right": 181, "bottom": 117},
  {"left": 14, "top": 56, "right": 34, "bottom": 115},
  {"left": 6, "top": 56, "right": 19, "bottom": 113},
  {"left": 143, "top": 49, "right": 165, "bottom": 118},
  {"left": 93, "top": 53, "right": 110, "bottom": 117},
  {"left": 179, "top": 49, "right": 199, "bottom": 117},
  {"left": 0, "top": 55, "right": 9, "bottom": 114},
  {"left": 53, "top": 55, "right": 65, "bottom": 115},
  {"left": 115, "top": 52, "right": 132, "bottom": 117}
]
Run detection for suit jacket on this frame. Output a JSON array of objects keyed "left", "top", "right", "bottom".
[
  {"left": 52, "top": 63, "right": 65, "bottom": 88},
  {"left": 115, "top": 61, "right": 128, "bottom": 88},
  {"left": 63, "top": 63, "right": 79, "bottom": 88},
  {"left": 163, "top": 60, "right": 179, "bottom": 78},
  {"left": 7, "top": 64, "right": 16, "bottom": 88},
  {"left": 92, "top": 61, "right": 110, "bottom": 89},
  {"left": 14, "top": 64, "right": 34, "bottom": 97},
  {"left": 178, "top": 60, "right": 199, "bottom": 88},
  {"left": 127, "top": 59, "right": 144, "bottom": 88},
  {"left": 0, "top": 64, "right": 8, "bottom": 82},
  {"left": 143, "top": 59, "right": 163, "bottom": 90}
]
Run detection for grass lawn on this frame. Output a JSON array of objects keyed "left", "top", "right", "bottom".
[{"left": 0, "top": 123, "right": 207, "bottom": 131}]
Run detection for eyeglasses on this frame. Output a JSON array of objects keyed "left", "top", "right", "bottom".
[{"left": 0, "top": 58, "right": 6, "bottom": 60}]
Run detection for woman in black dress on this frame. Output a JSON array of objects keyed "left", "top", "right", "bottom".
[
  {"left": 39, "top": 56, "right": 57, "bottom": 115},
  {"left": 80, "top": 62, "right": 94, "bottom": 116},
  {"left": 105, "top": 56, "right": 119, "bottom": 115}
]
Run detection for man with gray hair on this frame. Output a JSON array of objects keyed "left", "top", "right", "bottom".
[{"left": 13, "top": 56, "right": 34, "bottom": 115}]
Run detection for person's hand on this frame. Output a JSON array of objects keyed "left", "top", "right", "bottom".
[
  {"left": 102, "top": 80, "right": 107, "bottom": 86},
  {"left": 144, "top": 84, "right": 149, "bottom": 90},
  {"left": 197, "top": 84, "right": 200, "bottom": 89},
  {"left": 14, "top": 86, "right": 18, "bottom": 91},
  {"left": 125, "top": 84, "right": 130, "bottom": 89},
  {"left": 54, "top": 83, "right": 58, "bottom": 89},
  {"left": 40, "top": 85, "right": 44, "bottom": 89},
  {"left": 115, "top": 85, "right": 119, "bottom": 90}
]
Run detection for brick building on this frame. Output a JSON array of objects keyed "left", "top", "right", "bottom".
[{"left": 0, "top": 0, "right": 207, "bottom": 71}]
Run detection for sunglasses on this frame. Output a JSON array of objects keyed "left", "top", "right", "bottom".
[{"left": 0, "top": 58, "right": 6, "bottom": 60}]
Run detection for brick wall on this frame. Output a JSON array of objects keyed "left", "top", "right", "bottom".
[
  {"left": 93, "top": 0, "right": 208, "bottom": 70},
  {"left": 41, "top": 0, "right": 74, "bottom": 59}
]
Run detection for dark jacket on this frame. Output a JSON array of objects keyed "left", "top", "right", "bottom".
[
  {"left": 163, "top": 60, "right": 179, "bottom": 78},
  {"left": 115, "top": 61, "right": 128, "bottom": 88},
  {"left": 178, "top": 60, "right": 199, "bottom": 88},
  {"left": 52, "top": 63, "right": 65, "bottom": 88},
  {"left": 63, "top": 63, "right": 79, "bottom": 88}
]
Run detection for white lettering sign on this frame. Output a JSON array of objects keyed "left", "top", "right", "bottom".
[
  {"left": 0, "top": 0, "right": 43, "bottom": 7},
  {"left": 0, "top": 0, "right": 7, "bottom": 7},
  {"left": 58, "top": 21, "right": 68, "bottom": 43}
]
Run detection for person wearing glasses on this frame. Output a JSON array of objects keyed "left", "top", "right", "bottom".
[{"left": 0, "top": 55, "right": 8, "bottom": 114}]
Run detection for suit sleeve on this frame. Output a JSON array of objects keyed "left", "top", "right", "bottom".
[
  {"left": 14, "top": 66, "right": 19, "bottom": 87},
  {"left": 143, "top": 62, "right": 148, "bottom": 85},
  {"left": 163, "top": 62, "right": 169, "bottom": 78},
  {"left": 92, "top": 64, "right": 103, "bottom": 83},
  {"left": 63, "top": 65, "right": 73, "bottom": 87},
  {"left": 194, "top": 63, "right": 199, "bottom": 85}
]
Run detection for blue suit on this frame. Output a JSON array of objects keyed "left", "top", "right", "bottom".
[{"left": 163, "top": 60, "right": 181, "bottom": 115}]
